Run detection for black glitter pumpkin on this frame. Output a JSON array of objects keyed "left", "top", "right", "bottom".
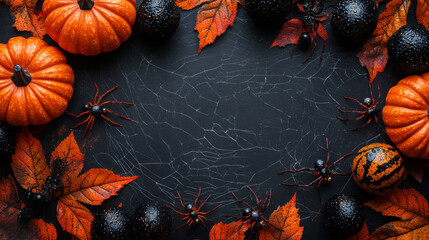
[
  {"left": 131, "top": 202, "right": 172, "bottom": 240},
  {"left": 0, "top": 122, "right": 15, "bottom": 156},
  {"left": 91, "top": 207, "right": 130, "bottom": 240},
  {"left": 323, "top": 193, "right": 365, "bottom": 239}
]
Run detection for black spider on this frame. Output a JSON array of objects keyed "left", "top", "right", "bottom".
[
  {"left": 337, "top": 84, "right": 381, "bottom": 131},
  {"left": 18, "top": 158, "right": 66, "bottom": 223}
]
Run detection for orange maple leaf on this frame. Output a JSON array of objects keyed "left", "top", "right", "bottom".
[
  {"left": 34, "top": 219, "right": 57, "bottom": 240},
  {"left": 209, "top": 193, "right": 303, "bottom": 240},
  {"left": 176, "top": 0, "right": 239, "bottom": 53},
  {"left": 357, "top": 0, "right": 410, "bottom": 83},
  {"left": 366, "top": 188, "right": 429, "bottom": 240},
  {"left": 2, "top": 0, "right": 46, "bottom": 38},
  {"left": 0, "top": 175, "right": 38, "bottom": 240},
  {"left": 11, "top": 129, "right": 138, "bottom": 240},
  {"left": 417, "top": 0, "right": 429, "bottom": 30},
  {"left": 347, "top": 222, "right": 369, "bottom": 240}
]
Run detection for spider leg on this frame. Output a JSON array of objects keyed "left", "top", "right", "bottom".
[
  {"left": 262, "top": 216, "right": 283, "bottom": 232},
  {"left": 330, "top": 171, "right": 351, "bottom": 176},
  {"left": 245, "top": 186, "right": 260, "bottom": 206},
  {"left": 165, "top": 205, "right": 188, "bottom": 216},
  {"left": 99, "top": 101, "right": 134, "bottom": 106},
  {"left": 348, "top": 117, "right": 372, "bottom": 132},
  {"left": 105, "top": 109, "right": 132, "bottom": 121},
  {"left": 261, "top": 189, "right": 272, "bottom": 215},
  {"left": 224, "top": 215, "right": 248, "bottom": 220},
  {"left": 231, "top": 192, "right": 256, "bottom": 212},
  {"left": 71, "top": 115, "right": 91, "bottom": 129},
  {"left": 101, "top": 115, "right": 123, "bottom": 127},
  {"left": 194, "top": 187, "right": 202, "bottom": 210},
  {"left": 318, "top": 38, "right": 325, "bottom": 64},
  {"left": 93, "top": 82, "right": 100, "bottom": 104},
  {"left": 176, "top": 218, "right": 192, "bottom": 231},
  {"left": 200, "top": 217, "right": 208, "bottom": 230},
  {"left": 302, "top": 41, "right": 317, "bottom": 63},
  {"left": 325, "top": 137, "right": 330, "bottom": 164},
  {"left": 337, "top": 114, "right": 366, "bottom": 121},
  {"left": 328, "top": 152, "right": 353, "bottom": 169},
  {"left": 176, "top": 191, "right": 186, "bottom": 210},
  {"left": 81, "top": 116, "right": 95, "bottom": 139},
  {"left": 277, "top": 168, "right": 313, "bottom": 175},
  {"left": 336, "top": 106, "right": 366, "bottom": 114},
  {"left": 317, "top": 178, "right": 323, "bottom": 203},
  {"left": 88, "top": 116, "right": 97, "bottom": 139},
  {"left": 97, "top": 86, "right": 119, "bottom": 104},
  {"left": 282, "top": 176, "right": 322, "bottom": 188},
  {"left": 343, "top": 96, "right": 368, "bottom": 108},
  {"left": 291, "top": 44, "right": 297, "bottom": 57},
  {"left": 67, "top": 111, "right": 90, "bottom": 118}
]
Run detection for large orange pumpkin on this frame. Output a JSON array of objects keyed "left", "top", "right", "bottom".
[
  {"left": 383, "top": 73, "right": 429, "bottom": 159},
  {"left": 43, "top": 0, "right": 136, "bottom": 56},
  {"left": 0, "top": 37, "right": 74, "bottom": 126}
]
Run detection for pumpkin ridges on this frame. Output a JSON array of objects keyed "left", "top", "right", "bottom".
[
  {"left": 31, "top": 80, "right": 74, "bottom": 100},
  {"left": 94, "top": 1, "right": 136, "bottom": 26},
  {"left": 385, "top": 118, "right": 428, "bottom": 144},
  {"left": 42, "top": 0, "right": 75, "bottom": 17},
  {"left": 77, "top": 11, "right": 102, "bottom": 56},
  {"left": 91, "top": 9, "right": 122, "bottom": 49},
  {"left": 382, "top": 106, "right": 427, "bottom": 127},
  {"left": 29, "top": 84, "right": 69, "bottom": 120},
  {"left": 45, "top": 5, "right": 80, "bottom": 43},
  {"left": 92, "top": 6, "right": 131, "bottom": 44},
  {"left": 25, "top": 86, "right": 53, "bottom": 122},
  {"left": 0, "top": 43, "right": 15, "bottom": 71},
  {"left": 398, "top": 78, "right": 429, "bottom": 108},
  {"left": 0, "top": 85, "right": 15, "bottom": 121},
  {"left": 7, "top": 87, "right": 29, "bottom": 125},
  {"left": 387, "top": 89, "right": 429, "bottom": 110}
]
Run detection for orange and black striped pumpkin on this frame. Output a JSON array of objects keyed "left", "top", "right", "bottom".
[{"left": 352, "top": 143, "right": 405, "bottom": 195}]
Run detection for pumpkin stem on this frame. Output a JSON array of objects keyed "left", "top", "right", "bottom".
[
  {"left": 11, "top": 65, "right": 31, "bottom": 87},
  {"left": 78, "top": 0, "right": 94, "bottom": 10}
]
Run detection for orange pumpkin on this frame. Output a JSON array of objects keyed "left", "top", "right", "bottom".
[
  {"left": 383, "top": 73, "right": 429, "bottom": 159},
  {"left": 43, "top": 0, "right": 136, "bottom": 56},
  {"left": 0, "top": 37, "right": 74, "bottom": 126}
]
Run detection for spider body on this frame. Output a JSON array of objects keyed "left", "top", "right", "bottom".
[
  {"left": 166, "top": 187, "right": 221, "bottom": 231},
  {"left": 278, "top": 138, "right": 353, "bottom": 202},
  {"left": 68, "top": 82, "right": 133, "bottom": 139},
  {"left": 298, "top": 32, "right": 312, "bottom": 48},
  {"left": 226, "top": 186, "right": 281, "bottom": 234},
  {"left": 18, "top": 158, "right": 65, "bottom": 223},
  {"left": 337, "top": 84, "right": 381, "bottom": 131}
]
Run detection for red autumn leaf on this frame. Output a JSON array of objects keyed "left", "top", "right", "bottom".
[
  {"left": 176, "top": 0, "right": 239, "bottom": 53},
  {"left": 406, "top": 159, "right": 429, "bottom": 183},
  {"left": 259, "top": 193, "right": 303, "bottom": 240},
  {"left": 357, "top": 0, "right": 411, "bottom": 83},
  {"left": 417, "top": 0, "right": 429, "bottom": 30},
  {"left": 2, "top": 0, "right": 46, "bottom": 38},
  {"left": 57, "top": 195, "right": 94, "bottom": 240},
  {"left": 11, "top": 131, "right": 138, "bottom": 240},
  {"left": 209, "top": 193, "right": 303, "bottom": 240},
  {"left": 11, "top": 128, "right": 50, "bottom": 192},
  {"left": 347, "top": 222, "right": 369, "bottom": 240},
  {"left": 62, "top": 168, "right": 138, "bottom": 205},
  {"left": 366, "top": 188, "right": 429, "bottom": 240},
  {"left": 270, "top": 19, "right": 304, "bottom": 48},
  {"left": 209, "top": 221, "right": 248, "bottom": 240},
  {"left": 33, "top": 219, "right": 57, "bottom": 240},
  {"left": 0, "top": 175, "right": 38, "bottom": 240}
]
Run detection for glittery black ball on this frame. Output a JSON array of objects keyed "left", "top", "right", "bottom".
[
  {"left": 91, "top": 207, "right": 130, "bottom": 240},
  {"left": 131, "top": 202, "right": 172, "bottom": 240},
  {"left": 323, "top": 193, "right": 365, "bottom": 239},
  {"left": 0, "top": 122, "right": 15, "bottom": 156}
]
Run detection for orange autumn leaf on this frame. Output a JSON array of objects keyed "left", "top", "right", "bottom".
[
  {"left": 57, "top": 195, "right": 94, "bottom": 240},
  {"left": 3, "top": 0, "right": 46, "bottom": 38},
  {"left": 11, "top": 131, "right": 138, "bottom": 240},
  {"left": 417, "top": 0, "right": 429, "bottom": 30},
  {"left": 357, "top": 0, "right": 410, "bottom": 83},
  {"left": 209, "top": 193, "right": 303, "bottom": 240},
  {"left": 0, "top": 175, "right": 38, "bottom": 240},
  {"left": 209, "top": 221, "right": 248, "bottom": 240},
  {"left": 11, "top": 128, "right": 50, "bottom": 192},
  {"left": 347, "top": 222, "right": 369, "bottom": 240},
  {"left": 259, "top": 193, "right": 303, "bottom": 240},
  {"left": 63, "top": 168, "right": 138, "bottom": 205},
  {"left": 33, "top": 219, "right": 57, "bottom": 240},
  {"left": 177, "top": 0, "right": 239, "bottom": 53},
  {"left": 366, "top": 188, "right": 429, "bottom": 240},
  {"left": 270, "top": 19, "right": 304, "bottom": 48}
]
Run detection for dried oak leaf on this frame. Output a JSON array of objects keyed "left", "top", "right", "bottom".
[
  {"left": 0, "top": 175, "right": 38, "bottom": 240},
  {"left": 417, "top": 0, "right": 429, "bottom": 30},
  {"left": 406, "top": 159, "right": 429, "bottom": 183},
  {"left": 357, "top": 0, "right": 410, "bottom": 83},
  {"left": 176, "top": 0, "right": 239, "bottom": 53},
  {"left": 366, "top": 188, "right": 429, "bottom": 240},
  {"left": 347, "top": 222, "right": 369, "bottom": 240},
  {"left": 11, "top": 130, "right": 138, "bottom": 240},
  {"left": 209, "top": 193, "right": 303, "bottom": 240},
  {"left": 2, "top": 0, "right": 46, "bottom": 38},
  {"left": 34, "top": 219, "right": 57, "bottom": 240}
]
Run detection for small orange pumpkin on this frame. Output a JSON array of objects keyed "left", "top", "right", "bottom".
[
  {"left": 43, "top": 0, "right": 136, "bottom": 56},
  {"left": 0, "top": 37, "right": 74, "bottom": 126},
  {"left": 383, "top": 73, "right": 429, "bottom": 159}
]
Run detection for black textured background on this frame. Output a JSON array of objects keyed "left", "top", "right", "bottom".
[{"left": 0, "top": 0, "right": 428, "bottom": 239}]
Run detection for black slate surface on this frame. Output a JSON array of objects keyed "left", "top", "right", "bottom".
[{"left": 0, "top": 0, "right": 428, "bottom": 239}]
